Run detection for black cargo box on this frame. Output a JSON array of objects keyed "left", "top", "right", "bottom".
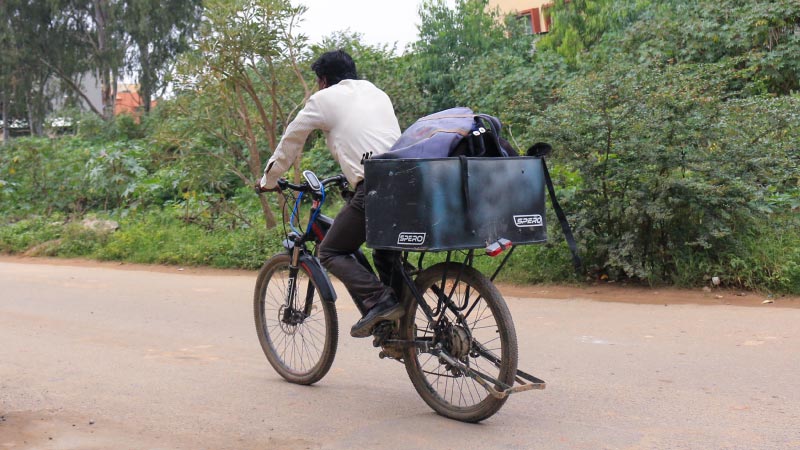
[{"left": 364, "top": 157, "right": 547, "bottom": 251}]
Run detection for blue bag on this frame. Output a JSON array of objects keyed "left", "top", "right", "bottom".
[{"left": 377, "top": 107, "right": 514, "bottom": 160}]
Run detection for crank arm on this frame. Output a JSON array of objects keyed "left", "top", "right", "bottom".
[{"left": 382, "top": 337, "right": 434, "bottom": 353}]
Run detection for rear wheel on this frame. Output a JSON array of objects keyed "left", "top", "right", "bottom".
[
  {"left": 402, "top": 262, "right": 518, "bottom": 422},
  {"left": 254, "top": 253, "right": 338, "bottom": 385}
]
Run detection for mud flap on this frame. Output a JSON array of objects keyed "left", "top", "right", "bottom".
[{"left": 298, "top": 254, "right": 337, "bottom": 303}]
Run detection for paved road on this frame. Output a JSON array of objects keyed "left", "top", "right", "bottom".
[{"left": 1, "top": 260, "right": 799, "bottom": 450}]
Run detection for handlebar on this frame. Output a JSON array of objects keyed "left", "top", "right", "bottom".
[{"left": 255, "top": 173, "right": 348, "bottom": 196}]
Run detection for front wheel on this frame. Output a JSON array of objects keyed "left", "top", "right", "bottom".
[
  {"left": 402, "top": 262, "right": 518, "bottom": 422},
  {"left": 254, "top": 253, "right": 338, "bottom": 385}
]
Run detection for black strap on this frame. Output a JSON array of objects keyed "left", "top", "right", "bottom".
[
  {"left": 542, "top": 158, "right": 583, "bottom": 275},
  {"left": 475, "top": 115, "right": 506, "bottom": 157},
  {"left": 474, "top": 131, "right": 486, "bottom": 156},
  {"left": 459, "top": 156, "right": 474, "bottom": 235}
]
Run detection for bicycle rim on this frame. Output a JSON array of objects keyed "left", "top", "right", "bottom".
[
  {"left": 254, "top": 254, "right": 338, "bottom": 385},
  {"left": 403, "top": 262, "right": 518, "bottom": 422}
]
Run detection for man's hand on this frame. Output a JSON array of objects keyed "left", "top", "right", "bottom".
[
  {"left": 254, "top": 174, "right": 284, "bottom": 194},
  {"left": 254, "top": 183, "right": 281, "bottom": 194}
]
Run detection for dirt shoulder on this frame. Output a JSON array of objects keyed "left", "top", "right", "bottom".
[
  {"left": 499, "top": 283, "right": 798, "bottom": 308},
  {"left": 2, "top": 254, "right": 797, "bottom": 309}
]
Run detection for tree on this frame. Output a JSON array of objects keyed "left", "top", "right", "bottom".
[
  {"left": 413, "top": 0, "right": 508, "bottom": 111},
  {"left": 449, "top": 15, "right": 568, "bottom": 146},
  {"left": 533, "top": 58, "right": 799, "bottom": 285},
  {"left": 50, "top": 0, "right": 127, "bottom": 119},
  {"left": 615, "top": 0, "right": 800, "bottom": 95},
  {"left": 0, "top": 0, "right": 123, "bottom": 124},
  {"left": 0, "top": 0, "right": 13, "bottom": 143},
  {"left": 121, "top": 0, "right": 203, "bottom": 114},
  {"left": 1, "top": 0, "right": 202, "bottom": 128},
  {"left": 175, "top": 0, "right": 312, "bottom": 228},
  {"left": 536, "top": 0, "right": 652, "bottom": 68},
  {"left": 4, "top": 0, "right": 78, "bottom": 134}
]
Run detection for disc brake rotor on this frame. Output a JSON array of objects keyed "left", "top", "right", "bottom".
[{"left": 278, "top": 305, "right": 303, "bottom": 334}]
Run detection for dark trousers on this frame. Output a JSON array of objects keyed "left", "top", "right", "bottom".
[{"left": 319, "top": 183, "right": 396, "bottom": 312}]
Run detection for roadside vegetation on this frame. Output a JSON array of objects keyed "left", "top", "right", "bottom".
[{"left": 1, "top": 0, "right": 798, "bottom": 294}]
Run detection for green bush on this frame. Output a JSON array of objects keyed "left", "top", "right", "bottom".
[
  {"left": 0, "top": 136, "right": 153, "bottom": 216},
  {"left": 0, "top": 217, "right": 63, "bottom": 253},
  {"left": 2, "top": 0, "right": 799, "bottom": 295},
  {"left": 534, "top": 61, "right": 799, "bottom": 288}
]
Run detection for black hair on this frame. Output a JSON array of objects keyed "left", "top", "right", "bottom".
[{"left": 311, "top": 49, "right": 358, "bottom": 86}]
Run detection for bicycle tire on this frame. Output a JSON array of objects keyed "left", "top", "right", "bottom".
[
  {"left": 402, "top": 262, "right": 518, "bottom": 422},
  {"left": 254, "top": 253, "right": 338, "bottom": 385}
]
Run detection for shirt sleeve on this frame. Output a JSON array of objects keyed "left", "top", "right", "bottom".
[{"left": 261, "top": 95, "right": 327, "bottom": 188}]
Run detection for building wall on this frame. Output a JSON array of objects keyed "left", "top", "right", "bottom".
[
  {"left": 49, "top": 71, "right": 104, "bottom": 114},
  {"left": 489, "top": 0, "right": 553, "bottom": 34},
  {"left": 78, "top": 72, "right": 104, "bottom": 114},
  {"left": 489, "top": 0, "right": 550, "bottom": 11},
  {"left": 115, "top": 84, "right": 157, "bottom": 120}
]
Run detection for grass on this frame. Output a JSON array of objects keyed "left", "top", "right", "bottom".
[
  {"left": 0, "top": 209, "right": 285, "bottom": 270},
  {"left": 1, "top": 207, "right": 798, "bottom": 294},
  {"left": 671, "top": 213, "right": 800, "bottom": 293}
]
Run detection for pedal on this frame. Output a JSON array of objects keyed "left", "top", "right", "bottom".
[
  {"left": 372, "top": 322, "right": 405, "bottom": 361},
  {"left": 371, "top": 321, "right": 394, "bottom": 348}
]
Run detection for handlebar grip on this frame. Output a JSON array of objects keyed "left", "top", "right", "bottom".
[
  {"left": 254, "top": 179, "right": 288, "bottom": 194},
  {"left": 321, "top": 174, "right": 347, "bottom": 187}
]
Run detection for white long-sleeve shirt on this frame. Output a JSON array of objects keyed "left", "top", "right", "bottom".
[{"left": 260, "top": 79, "right": 401, "bottom": 188}]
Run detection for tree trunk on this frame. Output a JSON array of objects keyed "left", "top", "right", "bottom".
[
  {"left": 25, "top": 89, "right": 43, "bottom": 137},
  {"left": 2, "top": 85, "right": 9, "bottom": 143},
  {"left": 235, "top": 85, "right": 276, "bottom": 228},
  {"left": 93, "top": 0, "right": 114, "bottom": 120},
  {"left": 112, "top": 67, "right": 118, "bottom": 117},
  {"left": 139, "top": 42, "right": 152, "bottom": 114},
  {"left": 257, "top": 195, "right": 277, "bottom": 231}
]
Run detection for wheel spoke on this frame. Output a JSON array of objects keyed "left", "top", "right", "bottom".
[
  {"left": 405, "top": 263, "right": 518, "bottom": 421},
  {"left": 255, "top": 255, "right": 338, "bottom": 384}
]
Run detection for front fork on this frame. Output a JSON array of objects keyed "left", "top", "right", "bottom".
[
  {"left": 284, "top": 244, "right": 315, "bottom": 321},
  {"left": 286, "top": 245, "right": 301, "bottom": 308}
]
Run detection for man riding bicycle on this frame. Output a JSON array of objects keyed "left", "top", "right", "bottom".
[{"left": 259, "top": 49, "right": 403, "bottom": 338}]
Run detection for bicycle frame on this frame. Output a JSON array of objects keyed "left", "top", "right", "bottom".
[
  {"left": 282, "top": 177, "right": 523, "bottom": 335},
  {"left": 263, "top": 170, "right": 546, "bottom": 410}
]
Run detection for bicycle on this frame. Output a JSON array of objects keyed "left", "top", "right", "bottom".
[{"left": 254, "top": 169, "right": 545, "bottom": 422}]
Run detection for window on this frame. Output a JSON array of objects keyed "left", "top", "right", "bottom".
[
  {"left": 542, "top": 3, "right": 553, "bottom": 33},
  {"left": 518, "top": 8, "right": 543, "bottom": 34},
  {"left": 519, "top": 12, "right": 533, "bottom": 34}
]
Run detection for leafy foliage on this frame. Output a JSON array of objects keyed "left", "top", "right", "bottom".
[
  {"left": 2, "top": 0, "right": 799, "bottom": 294},
  {"left": 537, "top": 0, "right": 651, "bottom": 67},
  {"left": 120, "top": 0, "right": 203, "bottom": 113},
  {"left": 0, "top": 0, "right": 202, "bottom": 128},
  {"left": 614, "top": 0, "right": 800, "bottom": 95},
  {"left": 535, "top": 58, "right": 798, "bottom": 286},
  {"left": 414, "top": 0, "right": 509, "bottom": 111}
]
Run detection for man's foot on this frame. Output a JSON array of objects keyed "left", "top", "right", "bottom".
[{"left": 350, "top": 301, "right": 404, "bottom": 338}]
